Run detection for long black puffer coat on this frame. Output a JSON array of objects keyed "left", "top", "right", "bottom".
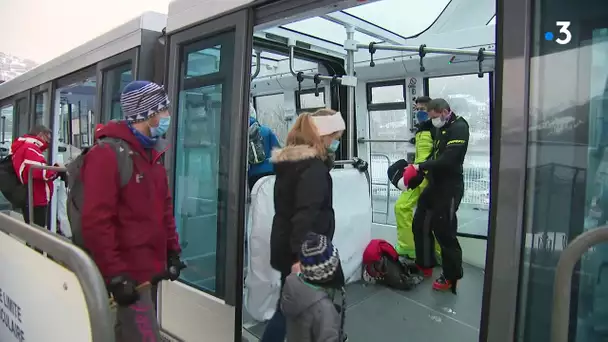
[{"left": 269, "top": 145, "right": 335, "bottom": 278}]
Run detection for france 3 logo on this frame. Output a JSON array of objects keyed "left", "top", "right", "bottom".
[{"left": 544, "top": 21, "right": 572, "bottom": 45}]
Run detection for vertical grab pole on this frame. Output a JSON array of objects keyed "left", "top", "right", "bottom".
[{"left": 345, "top": 25, "right": 356, "bottom": 160}]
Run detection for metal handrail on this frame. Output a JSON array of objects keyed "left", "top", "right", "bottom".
[
  {"left": 0, "top": 213, "right": 114, "bottom": 341},
  {"left": 370, "top": 153, "right": 391, "bottom": 222},
  {"left": 358, "top": 137, "right": 412, "bottom": 143},
  {"left": 551, "top": 226, "right": 608, "bottom": 342},
  {"left": 27, "top": 164, "right": 67, "bottom": 223}
]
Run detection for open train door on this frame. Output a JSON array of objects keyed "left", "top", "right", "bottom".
[{"left": 160, "top": 4, "right": 254, "bottom": 342}]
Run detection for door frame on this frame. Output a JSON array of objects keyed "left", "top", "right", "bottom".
[
  {"left": 480, "top": 0, "right": 532, "bottom": 340},
  {"left": 163, "top": 7, "right": 253, "bottom": 341}
]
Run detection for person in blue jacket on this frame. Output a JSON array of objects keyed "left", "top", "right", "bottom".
[{"left": 248, "top": 103, "right": 281, "bottom": 190}]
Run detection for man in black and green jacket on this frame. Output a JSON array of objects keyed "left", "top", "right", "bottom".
[{"left": 406, "top": 98, "right": 470, "bottom": 293}]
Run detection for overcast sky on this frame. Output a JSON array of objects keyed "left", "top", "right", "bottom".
[
  {"left": 0, "top": 0, "right": 171, "bottom": 63},
  {"left": 0, "top": 0, "right": 457, "bottom": 64}
]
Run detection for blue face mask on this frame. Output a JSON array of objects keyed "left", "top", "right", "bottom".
[
  {"left": 416, "top": 110, "right": 429, "bottom": 123},
  {"left": 150, "top": 116, "right": 171, "bottom": 137},
  {"left": 328, "top": 139, "right": 340, "bottom": 153}
]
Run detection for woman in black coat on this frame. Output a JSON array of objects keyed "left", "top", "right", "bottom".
[{"left": 260, "top": 108, "right": 345, "bottom": 342}]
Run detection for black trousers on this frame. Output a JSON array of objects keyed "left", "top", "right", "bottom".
[
  {"left": 21, "top": 205, "right": 48, "bottom": 228},
  {"left": 412, "top": 181, "right": 464, "bottom": 281}
]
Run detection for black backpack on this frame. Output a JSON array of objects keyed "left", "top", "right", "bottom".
[
  {"left": 66, "top": 138, "right": 133, "bottom": 249},
  {"left": 0, "top": 155, "right": 27, "bottom": 208},
  {"left": 363, "top": 249, "right": 423, "bottom": 291},
  {"left": 248, "top": 121, "right": 266, "bottom": 165}
]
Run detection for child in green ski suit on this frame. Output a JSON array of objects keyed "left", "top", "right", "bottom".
[{"left": 394, "top": 96, "right": 442, "bottom": 261}]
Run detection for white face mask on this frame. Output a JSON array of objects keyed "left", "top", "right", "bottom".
[{"left": 431, "top": 117, "right": 445, "bottom": 128}]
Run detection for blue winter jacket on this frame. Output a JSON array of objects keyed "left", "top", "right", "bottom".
[{"left": 249, "top": 116, "right": 280, "bottom": 178}]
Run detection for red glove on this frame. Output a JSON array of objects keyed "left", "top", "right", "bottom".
[{"left": 402, "top": 165, "right": 419, "bottom": 188}]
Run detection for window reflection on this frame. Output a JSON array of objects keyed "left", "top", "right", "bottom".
[
  {"left": 102, "top": 64, "right": 132, "bottom": 121},
  {"left": 56, "top": 78, "right": 97, "bottom": 152},
  {"left": 429, "top": 74, "right": 491, "bottom": 237},
  {"left": 518, "top": 2, "right": 608, "bottom": 340},
  {"left": 174, "top": 36, "right": 234, "bottom": 295},
  {"left": 34, "top": 92, "right": 48, "bottom": 126},
  {"left": 0, "top": 105, "right": 13, "bottom": 210},
  {"left": 186, "top": 46, "right": 221, "bottom": 78}
]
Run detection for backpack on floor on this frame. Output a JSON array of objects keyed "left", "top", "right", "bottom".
[
  {"left": 66, "top": 138, "right": 133, "bottom": 250},
  {"left": 0, "top": 155, "right": 27, "bottom": 208},
  {"left": 362, "top": 239, "right": 423, "bottom": 291},
  {"left": 248, "top": 122, "right": 266, "bottom": 165}
]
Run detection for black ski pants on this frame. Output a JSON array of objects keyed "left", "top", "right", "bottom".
[{"left": 412, "top": 180, "right": 464, "bottom": 281}]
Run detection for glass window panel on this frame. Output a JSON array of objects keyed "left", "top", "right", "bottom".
[
  {"left": 300, "top": 91, "right": 325, "bottom": 110},
  {"left": 255, "top": 93, "right": 288, "bottom": 144},
  {"left": 15, "top": 98, "right": 28, "bottom": 136},
  {"left": 102, "top": 64, "right": 132, "bottom": 121},
  {"left": 0, "top": 105, "right": 12, "bottom": 210},
  {"left": 174, "top": 35, "right": 235, "bottom": 296},
  {"left": 34, "top": 92, "right": 48, "bottom": 126},
  {"left": 517, "top": 1, "right": 608, "bottom": 340},
  {"left": 371, "top": 84, "right": 405, "bottom": 104},
  {"left": 56, "top": 77, "right": 97, "bottom": 151},
  {"left": 429, "top": 74, "right": 490, "bottom": 237},
  {"left": 186, "top": 45, "right": 221, "bottom": 78},
  {"left": 367, "top": 108, "right": 410, "bottom": 224},
  {"left": 282, "top": 17, "right": 379, "bottom": 45},
  {"left": 1, "top": 105, "right": 14, "bottom": 145},
  {"left": 344, "top": 0, "right": 450, "bottom": 37}
]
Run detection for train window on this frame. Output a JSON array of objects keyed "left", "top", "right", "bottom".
[
  {"left": 0, "top": 105, "right": 13, "bottom": 145},
  {"left": 173, "top": 31, "right": 235, "bottom": 297},
  {"left": 366, "top": 80, "right": 409, "bottom": 224},
  {"left": 428, "top": 74, "right": 490, "bottom": 237},
  {"left": 254, "top": 93, "right": 288, "bottom": 144},
  {"left": 34, "top": 92, "right": 48, "bottom": 126},
  {"left": 517, "top": 2, "right": 608, "bottom": 340},
  {"left": 102, "top": 63, "right": 132, "bottom": 121},
  {"left": 186, "top": 45, "right": 221, "bottom": 78},
  {"left": 0, "top": 105, "right": 11, "bottom": 210},
  {"left": 296, "top": 88, "right": 326, "bottom": 113},
  {"left": 15, "top": 98, "right": 29, "bottom": 136}
]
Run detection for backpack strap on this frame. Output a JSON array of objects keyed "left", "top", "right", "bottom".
[{"left": 97, "top": 138, "right": 133, "bottom": 187}]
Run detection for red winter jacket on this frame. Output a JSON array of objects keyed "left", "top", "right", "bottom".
[
  {"left": 80, "top": 121, "right": 181, "bottom": 285},
  {"left": 10, "top": 135, "right": 57, "bottom": 207}
]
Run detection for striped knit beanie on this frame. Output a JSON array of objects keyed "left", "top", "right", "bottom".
[
  {"left": 120, "top": 81, "right": 170, "bottom": 123},
  {"left": 299, "top": 233, "right": 341, "bottom": 285}
]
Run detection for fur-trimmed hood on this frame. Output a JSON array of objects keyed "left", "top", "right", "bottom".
[{"left": 271, "top": 145, "right": 324, "bottom": 163}]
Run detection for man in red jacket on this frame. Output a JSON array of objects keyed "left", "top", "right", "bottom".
[
  {"left": 80, "top": 80, "right": 182, "bottom": 341},
  {"left": 11, "top": 125, "right": 57, "bottom": 227}
]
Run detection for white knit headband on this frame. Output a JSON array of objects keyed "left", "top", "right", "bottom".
[{"left": 311, "top": 112, "right": 346, "bottom": 136}]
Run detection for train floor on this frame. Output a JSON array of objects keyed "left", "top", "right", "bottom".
[{"left": 243, "top": 263, "right": 484, "bottom": 342}]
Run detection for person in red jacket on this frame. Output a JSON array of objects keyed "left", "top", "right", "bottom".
[
  {"left": 80, "top": 80, "right": 182, "bottom": 342},
  {"left": 11, "top": 125, "right": 57, "bottom": 227}
]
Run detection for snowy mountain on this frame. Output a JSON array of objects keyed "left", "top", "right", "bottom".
[{"left": 0, "top": 53, "right": 37, "bottom": 82}]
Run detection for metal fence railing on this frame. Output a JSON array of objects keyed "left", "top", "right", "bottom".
[{"left": 369, "top": 153, "right": 491, "bottom": 216}]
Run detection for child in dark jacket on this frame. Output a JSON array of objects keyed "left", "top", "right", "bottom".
[{"left": 281, "top": 233, "right": 347, "bottom": 342}]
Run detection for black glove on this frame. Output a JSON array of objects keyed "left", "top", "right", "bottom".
[
  {"left": 387, "top": 159, "right": 409, "bottom": 189},
  {"left": 167, "top": 251, "right": 186, "bottom": 281},
  {"left": 353, "top": 157, "right": 369, "bottom": 172},
  {"left": 407, "top": 171, "right": 425, "bottom": 190},
  {"left": 108, "top": 275, "right": 139, "bottom": 307},
  {"left": 409, "top": 137, "right": 416, "bottom": 145}
]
